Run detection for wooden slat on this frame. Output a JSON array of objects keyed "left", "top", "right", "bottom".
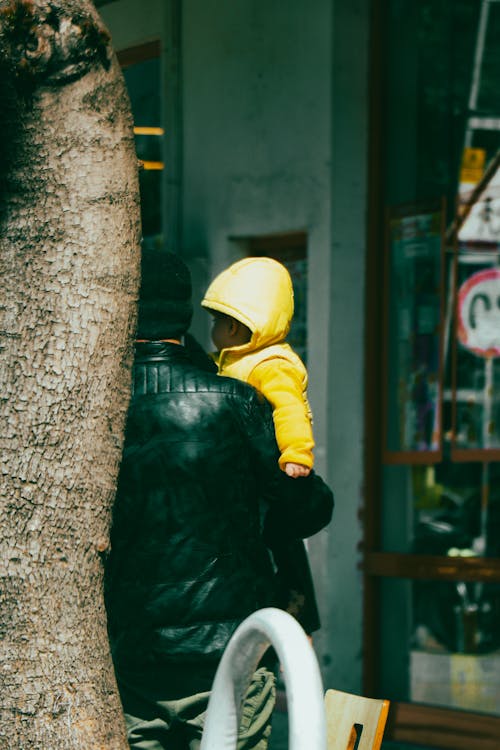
[
  {"left": 364, "top": 552, "right": 500, "bottom": 582},
  {"left": 325, "top": 689, "right": 390, "bottom": 750},
  {"left": 386, "top": 701, "right": 500, "bottom": 750}
]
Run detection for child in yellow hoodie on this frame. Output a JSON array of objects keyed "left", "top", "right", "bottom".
[{"left": 202, "top": 256, "right": 314, "bottom": 478}]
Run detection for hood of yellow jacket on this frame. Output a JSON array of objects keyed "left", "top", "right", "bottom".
[{"left": 201, "top": 256, "right": 294, "bottom": 354}]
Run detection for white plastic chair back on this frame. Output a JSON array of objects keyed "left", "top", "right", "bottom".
[{"left": 200, "top": 607, "right": 327, "bottom": 750}]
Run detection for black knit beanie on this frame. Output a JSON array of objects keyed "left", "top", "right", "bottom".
[{"left": 137, "top": 250, "right": 193, "bottom": 340}]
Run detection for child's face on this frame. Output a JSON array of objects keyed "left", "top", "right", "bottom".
[{"left": 210, "top": 313, "right": 235, "bottom": 352}]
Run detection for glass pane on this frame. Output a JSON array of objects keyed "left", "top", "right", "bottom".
[
  {"left": 384, "top": 206, "right": 443, "bottom": 455},
  {"left": 380, "top": 0, "right": 500, "bottom": 721},
  {"left": 475, "top": 2, "right": 500, "bottom": 115},
  {"left": 123, "top": 57, "right": 163, "bottom": 250},
  {"left": 384, "top": 0, "right": 481, "bottom": 212},
  {"left": 379, "top": 577, "right": 500, "bottom": 714},
  {"left": 382, "top": 460, "right": 500, "bottom": 557}
]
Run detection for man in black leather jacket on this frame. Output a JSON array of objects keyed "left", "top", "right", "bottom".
[{"left": 105, "top": 251, "right": 334, "bottom": 750}]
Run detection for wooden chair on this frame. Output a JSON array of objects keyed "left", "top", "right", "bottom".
[{"left": 325, "top": 689, "right": 390, "bottom": 750}]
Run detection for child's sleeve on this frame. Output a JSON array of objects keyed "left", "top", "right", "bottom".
[{"left": 249, "top": 358, "right": 314, "bottom": 470}]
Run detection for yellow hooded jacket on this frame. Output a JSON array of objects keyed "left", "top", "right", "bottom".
[{"left": 202, "top": 257, "right": 314, "bottom": 470}]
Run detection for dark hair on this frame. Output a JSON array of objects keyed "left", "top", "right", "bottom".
[{"left": 137, "top": 250, "right": 193, "bottom": 340}]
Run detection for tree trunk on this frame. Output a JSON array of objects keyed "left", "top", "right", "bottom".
[{"left": 0, "top": 1, "right": 141, "bottom": 747}]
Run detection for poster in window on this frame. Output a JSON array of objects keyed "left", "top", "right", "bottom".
[{"left": 383, "top": 201, "right": 445, "bottom": 463}]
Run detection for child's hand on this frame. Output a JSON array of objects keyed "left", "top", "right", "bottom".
[{"left": 284, "top": 462, "right": 311, "bottom": 478}]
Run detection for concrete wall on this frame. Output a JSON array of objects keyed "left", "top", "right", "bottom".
[{"left": 100, "top": 0, "right": 370, "bottom": 695}]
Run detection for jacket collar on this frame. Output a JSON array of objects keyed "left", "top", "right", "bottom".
[{"left": 134, "top": 339, "right": 188, "bottom": 363}]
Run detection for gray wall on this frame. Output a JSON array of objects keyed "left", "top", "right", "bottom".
[{"left": 101, "top": 0, "right": 370, "bottom": 695}]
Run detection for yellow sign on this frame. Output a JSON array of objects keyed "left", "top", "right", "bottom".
[{"left": 460, "top": 147, "right": 486, "bottom": 184}]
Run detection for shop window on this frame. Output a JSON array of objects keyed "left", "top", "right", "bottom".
[{"left": 367, "top": 0, "right": 500, "bottom": 743}]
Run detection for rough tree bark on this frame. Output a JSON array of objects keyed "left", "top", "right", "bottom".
[{"left": 0, "top": 1, "right": 141, "bottom": 747}]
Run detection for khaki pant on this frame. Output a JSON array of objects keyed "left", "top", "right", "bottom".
[{"left": 119, "top": 666, "right": 276, "bottom": 750}]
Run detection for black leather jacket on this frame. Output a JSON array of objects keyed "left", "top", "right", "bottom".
[{"left": 105, "top": 341, "right": 333, "bottom": 678}]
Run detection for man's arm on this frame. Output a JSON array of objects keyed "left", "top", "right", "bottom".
[{"left": 263, "top": 470, "right": 334, "bottom": 543}]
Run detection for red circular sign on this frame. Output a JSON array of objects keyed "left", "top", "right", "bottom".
[{"left": 457, "top": 268, "right": 500, "bottom": 358}]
